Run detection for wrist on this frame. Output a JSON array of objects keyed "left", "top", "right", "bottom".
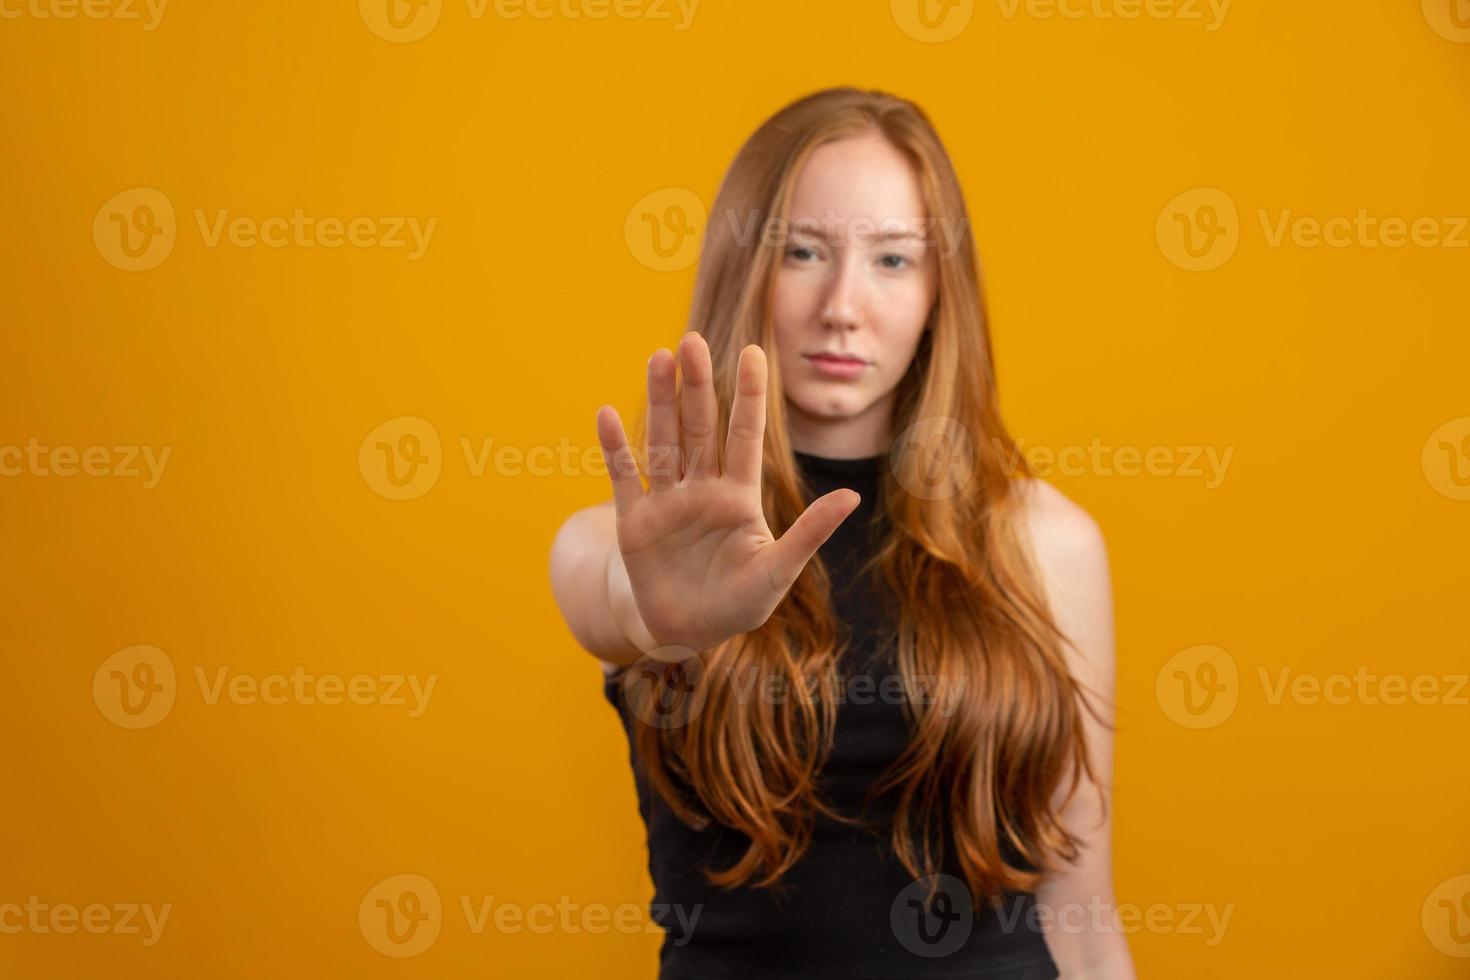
[{"left": 604, "top": 545, "right": 661, "bottom": 656}]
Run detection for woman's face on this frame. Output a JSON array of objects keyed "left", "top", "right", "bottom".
[{"left": 770, "top": 131, "right": 940, "bottom": 458}]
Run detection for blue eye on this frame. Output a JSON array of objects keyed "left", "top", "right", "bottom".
[
  {"left": 788, "top": 246, "right": 818, "bottom": 262},
  {"left": 880, "top": 254, "right": 910, "bottom": 270}
]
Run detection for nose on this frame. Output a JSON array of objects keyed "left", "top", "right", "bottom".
[{"left": 819, "top": 254, "right": 863, "bottom": 332}]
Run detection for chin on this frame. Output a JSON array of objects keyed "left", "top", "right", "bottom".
[{"left": 788, "top": 387, "right": 870, "bottom": 421}]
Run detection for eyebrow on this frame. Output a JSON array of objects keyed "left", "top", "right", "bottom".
[{"left": 787, "top": 224, "right": 928, "bottom": 244}]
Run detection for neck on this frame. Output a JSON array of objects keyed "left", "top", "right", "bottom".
[{"left": 785, "top": 393, "right": 895, "bottom": 459}]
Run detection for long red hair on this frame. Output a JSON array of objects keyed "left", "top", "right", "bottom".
[{"left": 626, "top": 86, "right": 1109, "bottom": 906}]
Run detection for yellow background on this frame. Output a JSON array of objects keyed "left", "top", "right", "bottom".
[{"left": 2, "top": 0, "right": 1468, "bottom": 976}]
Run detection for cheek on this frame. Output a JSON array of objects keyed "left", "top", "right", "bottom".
[
  {"left": 872, "top": 278, "right": 936, "bottom": 340},
  {"left": 770, "top": 273, "right": 818, "bottom": 357},
  {"left": 771, "top": 271, "right": 818, "bottom": 326}
]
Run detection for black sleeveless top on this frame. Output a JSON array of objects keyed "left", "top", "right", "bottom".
[{"left": 602, "top": 450, "right": 1059, "bottom": 979}]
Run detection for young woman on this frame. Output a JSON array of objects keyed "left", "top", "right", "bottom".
[{"left": 550, "top": 87, "right": 1133, "bottom": 979}]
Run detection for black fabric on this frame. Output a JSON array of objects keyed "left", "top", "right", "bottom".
[{"left": 602, "top": 450, "right": 1059, "bottom": 978}]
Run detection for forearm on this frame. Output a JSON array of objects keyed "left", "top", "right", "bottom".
[{"left": 549, "top": 505, "right": 656, "bottom": 667}]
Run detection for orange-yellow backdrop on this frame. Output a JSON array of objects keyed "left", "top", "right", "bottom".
[{"left": 2, "top": 1, "right": 1468, "bottom": 976}]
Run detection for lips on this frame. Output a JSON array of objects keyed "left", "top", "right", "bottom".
[{"left": 803, "top": 352, "right": 871, "bottom": 379}]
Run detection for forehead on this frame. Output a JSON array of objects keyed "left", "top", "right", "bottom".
[{"left": 786, "top": 133, "right": 928, "bottom": 230}]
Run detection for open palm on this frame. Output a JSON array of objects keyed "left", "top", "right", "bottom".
[{"left": 595, "top": 333, "right": 860, "bottom": 654}]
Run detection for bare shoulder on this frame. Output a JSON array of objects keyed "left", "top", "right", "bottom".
[
  {"left": 1010, "top": 476, "right": 1106, "bottom": 560},
  {"left": 1008, "top": 476, "right": 1113, "bottom": 666}
]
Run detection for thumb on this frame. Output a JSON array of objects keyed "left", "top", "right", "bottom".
[{"left": 758, "top": 489, "right": 862, "bottom": 598}]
